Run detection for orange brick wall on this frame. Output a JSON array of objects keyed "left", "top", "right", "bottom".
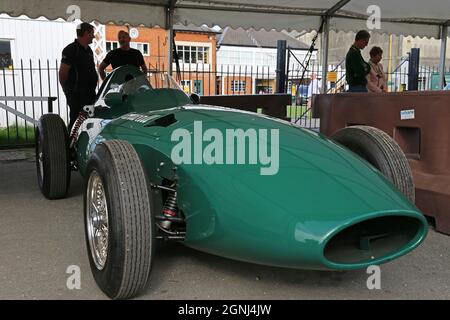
[{"left": 105, "top": 25, "right": 168, "bottom": 71}]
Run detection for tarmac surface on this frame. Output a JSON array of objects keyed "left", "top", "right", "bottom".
[{"left": 0, "top": 149, "right": 449, "bottom": 300}]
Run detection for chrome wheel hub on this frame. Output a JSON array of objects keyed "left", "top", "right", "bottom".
[{"left": 86, "top": 170, "right": 109, "bottom": 270}]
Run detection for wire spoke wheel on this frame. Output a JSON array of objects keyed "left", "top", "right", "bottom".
[{"left": 86, "top": 170, "right": 109, "bottom": 270}]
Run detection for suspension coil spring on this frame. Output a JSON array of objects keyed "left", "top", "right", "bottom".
[
  {"left": 163, "top": 192, "right": 178, "bottom": 217},
  {"left": 69, "top": 111, "right": 89, "bottom": 148},
  {"left": 159, "top": 191, "right": 179, "bottom": 231}
]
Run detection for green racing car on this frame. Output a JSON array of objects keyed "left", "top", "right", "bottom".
[{"left": 35, "top": 65, "right": 427, "bottom": 299}]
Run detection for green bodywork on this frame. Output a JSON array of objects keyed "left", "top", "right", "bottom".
[{"left": 75, "top": 66, "right": 427, "bottom": 271}]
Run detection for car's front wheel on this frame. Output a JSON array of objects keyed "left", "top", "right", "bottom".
[
  {"left": 331, "top": 125, "right": 415, "bottom": 203},
  {"left": 84, "top": 140, "right": 154, "bottom": 299}
]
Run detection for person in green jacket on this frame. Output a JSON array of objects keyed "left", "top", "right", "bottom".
[{"left": 346, "top": 30, "right": 371, "bottom": 92}]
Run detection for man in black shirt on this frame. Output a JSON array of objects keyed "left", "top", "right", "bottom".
[
  {"left": 59, "top": 22, "right": 98, "bottom": 130},
  {"left": 98, "top": 30, "right": 148, "bottom": 80},
  {"left": 345, "top": 30, "right": 371, "bottom": 92}
]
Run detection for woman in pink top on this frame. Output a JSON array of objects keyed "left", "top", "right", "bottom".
[{"left": 367, "top": 46, "right": 388, "bottom": 93}]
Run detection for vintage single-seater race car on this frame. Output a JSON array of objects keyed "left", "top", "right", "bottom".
[{"left": 35, "top": 65, "right": 428, "bottom": 299}]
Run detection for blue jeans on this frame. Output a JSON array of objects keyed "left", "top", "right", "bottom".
[{"left": 348, "top": 85, "right": 368, "bottom": 93}]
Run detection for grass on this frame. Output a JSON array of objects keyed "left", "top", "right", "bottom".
[
  {"left": 286, "top": 105, "right": 312, "bottom": 119},
  {"left": 0, "top": 125, "right": 36, "bottom": 146}
]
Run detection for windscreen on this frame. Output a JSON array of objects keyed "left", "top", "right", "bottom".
[{"left": 120, "top": 73, "right": 184, "bottom": 96}]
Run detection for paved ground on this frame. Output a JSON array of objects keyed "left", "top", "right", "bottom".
[{"left": 0, "top": 149, "right": 449, "bottom": 300}]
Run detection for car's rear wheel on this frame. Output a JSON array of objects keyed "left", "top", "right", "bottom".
[
  {"left": 84, "top": 140, "right": 154, "bottom": 299},
  {"left": 35, "top": 114, "right": 70, "bottom": 199},
  {"left": 331, "top": 125, "right": 415, "bottom": 203}
]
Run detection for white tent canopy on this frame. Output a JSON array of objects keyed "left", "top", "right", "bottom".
[
  {"left": 1, "top": 0, "right": 449, "bottom": 37},
  {"left": 1, "top": 0, "right": 449, "bottom": 88}
]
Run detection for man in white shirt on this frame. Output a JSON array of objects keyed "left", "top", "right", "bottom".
[{"left": 307, "top": 73, "right": 322, "bottom": 109}]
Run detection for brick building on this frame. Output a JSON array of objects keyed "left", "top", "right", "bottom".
[{"left": 104, "top": 24, "right": 220, "bottom": 95}]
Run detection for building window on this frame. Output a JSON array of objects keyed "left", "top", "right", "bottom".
[
  {"left": 231, "top": 80, "right": 246, "bottom": 92},
  {"left": 228, "top": 51, "right": 239, "bottom": 65},
  {"left": 106, "top": 41, "right": 119, "bottom": 52},
  {"left": 256, "top": 83, "right": 273, "bottom": 94},
  {"left": 193, "top": 80, "right": 203, "bottom": 95},
  {"left": 176, "top": 45, "right": 210, "bottom": 64},
  {"left": 106, "top": 41, "right": 149, "bottom": 56},
  {"left": 130, "top": 42, "right": 150, "bottom": 56},
  {"left": 254, "top": 52, "right": 274, "bottom": 66},
  {"left": 240, "top": 52, "right": 252, "bottom": 65},
  {"left": 0, "top": 40, "right": 13, "bottom": 69},
  {"left": 180, "top": 80, "right": 191, "bottom": 93}
]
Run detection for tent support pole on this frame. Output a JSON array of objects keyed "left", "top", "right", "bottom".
[
  {"left": 319, "top": 0, "right": 350, "bottom": 93},
  {"left": 166, "top": 4, "right": 175, "bottom": 75},
  {"left": 439, "top": 25, "right": 448, "bottom": 89},
  {"left": 321, "top": 16, "right": 330, "bottom": 93}
]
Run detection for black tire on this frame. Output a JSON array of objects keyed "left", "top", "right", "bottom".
[
  {"left": 84, "top": 140, "right": 154, "bottom": 299},
  {"left": 331, "top": 125, "right": 415, "bottom": 203},
  {"left": 35, "top": 114, "right": 70, "bottom": 199}
]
